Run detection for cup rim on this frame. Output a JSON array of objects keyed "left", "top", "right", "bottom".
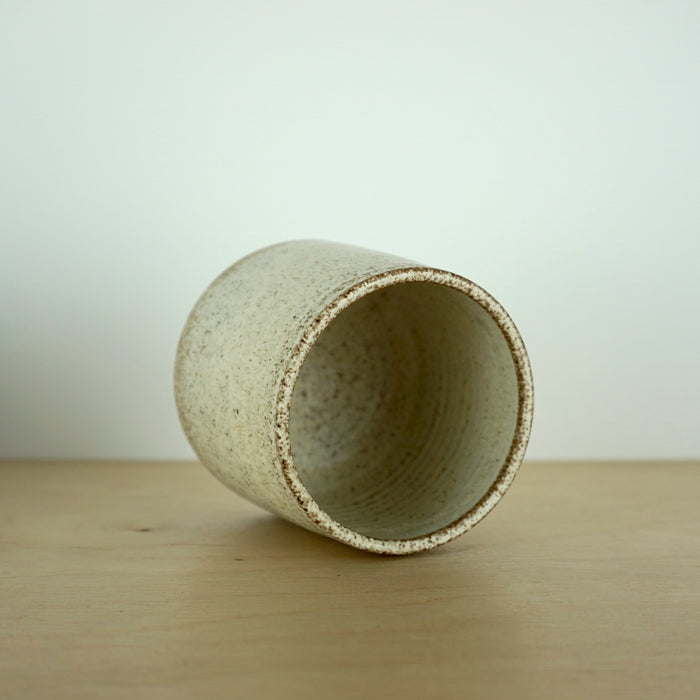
[{"left": 274, "top": 266, "right": 534, "bottom": 555}]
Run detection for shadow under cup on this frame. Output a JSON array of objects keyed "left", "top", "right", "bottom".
[{"left": 289, "top": 279, "right": 522, "bottom": 542}]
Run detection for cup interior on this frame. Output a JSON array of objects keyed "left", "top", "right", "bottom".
[{"left": 289, "top": 280, "right": 521, "bottom": 541}]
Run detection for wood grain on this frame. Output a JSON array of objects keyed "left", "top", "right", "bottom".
[{"left": 1, "top": 460, "right": 698, "bottom": 699}]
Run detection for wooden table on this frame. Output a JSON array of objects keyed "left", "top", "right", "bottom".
[{"left": 1, "top": 460, "right": 698, "bottom": 699}]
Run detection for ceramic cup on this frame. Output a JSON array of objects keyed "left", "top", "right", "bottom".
[{"left": 175, "top": 240, "right": 533, "bottom": 554}]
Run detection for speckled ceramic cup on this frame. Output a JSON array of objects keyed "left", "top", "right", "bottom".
[{"left": 175, "top": 240, "right": 533, "bottom": 554}]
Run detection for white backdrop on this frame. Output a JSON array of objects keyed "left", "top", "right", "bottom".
[{"left": 2, "top": 1, "right": 698, "bottom": 460}]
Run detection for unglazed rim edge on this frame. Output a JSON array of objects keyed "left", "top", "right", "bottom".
[{"left": 274, "top": 267, "right": 534, "bottom": 555}]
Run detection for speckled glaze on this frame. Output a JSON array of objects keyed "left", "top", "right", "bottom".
[{"left": 175, "top": 240, "right": 533, "bottom": 554}]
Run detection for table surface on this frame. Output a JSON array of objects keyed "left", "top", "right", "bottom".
[{"left": 1, "top": 460, "right": 698, "bottom": 699}]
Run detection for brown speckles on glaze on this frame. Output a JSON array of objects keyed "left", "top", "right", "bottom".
[{"left": 175, "top": 241, "right": 533, "bottom": 555}]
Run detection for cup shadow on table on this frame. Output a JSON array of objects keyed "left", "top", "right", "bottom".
[
  {"left": 230, "top": 512, "right": 376, "bottom": 558},
  {"left": 181, "top": 511, "right": 534, "bottom": 694}
]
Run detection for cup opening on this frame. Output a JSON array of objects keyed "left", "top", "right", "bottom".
[{"left": 288, "top": 277, "right": 521, "bottom": 542}]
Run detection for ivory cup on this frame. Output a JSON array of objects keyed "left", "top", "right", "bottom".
[{"left": 175, "top": 240, "right": 533, "bottom": 554}]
